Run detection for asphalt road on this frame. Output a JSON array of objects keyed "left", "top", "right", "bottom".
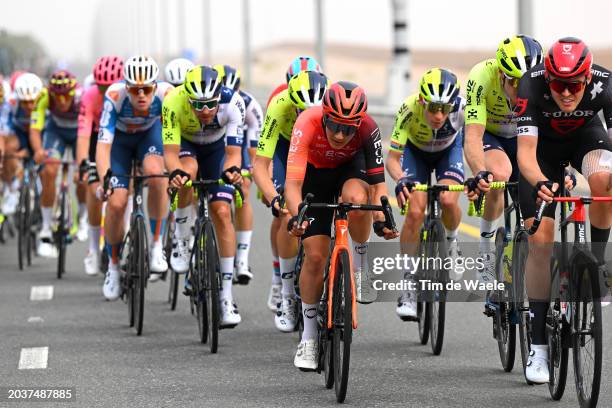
[{"left": 0, "top": 190, "right": 611, "bottom": 408}]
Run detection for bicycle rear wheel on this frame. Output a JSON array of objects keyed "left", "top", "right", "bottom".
[
  {"left": 204, "top": 221, "right": 220, "bottom": 353},
  {"left": 416, "top": 234, "right": 430, "bottom": 345},
  {"left": 427, "top": 221, "right": 447, "bottom": 356},
  {"left": 168, "top": 270, "right": 180, "bottom": 311},
  {"left": 494, "top": 227, "right": 516, "bottom": 372},
  {"left": 512, "top": 230, "right": 533, "bottom": 385},
  {"left": 547, "top": 302, "right": 568, "bottom": 400},
  {"left": 17, "top": 184, "right": 30, "bottom": 271},
  {"left": 571, "top": 259, "right": 602, "bottom": 408},
  {"left": 332, "top": 249, "right": 352, "bottom": 403},
  {"left": 133, "top": 217, "right": 148, "bottom": 336}
]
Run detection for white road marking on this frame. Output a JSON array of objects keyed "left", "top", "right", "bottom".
[
  {"left": 18, "top": 347, "right": 48, "bottom": 369},
  {"left": 27, "top": 316, "right": 44, "bottom": 323},
  {"left": 30, "top": 286, "right": 54, "bottom": 301}
]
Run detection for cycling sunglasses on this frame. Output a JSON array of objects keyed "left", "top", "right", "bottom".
[
  {"left": 547, "top": 77, "right": 587, "bottom": 94},
  {"left": 502, "top": 72, "right": 520, "bottom": 88},
  {"left": 324, "top": 116, "right": 358, "bottom": 136},
  {"left": 126, "top": 85, "right": 156, "bottom": 96},
  {"left": 425, "top": 101, "right": 453, "bottom": 114},
  {"left": 189, "top": 98, "right": 219, "bottom": 112}
]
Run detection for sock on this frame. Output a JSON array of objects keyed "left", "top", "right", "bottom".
[
  {"left": 78, "top": 203, "right": 87, "bottom": 221},
  {"left": 235, "top": 230, "right": 252, "bottom": 270},
  {"left": 174, "top": 206, "right": 192, "bottom": 239},
  {"left": 41, "top": 207, "right": 53, "bottom": 230},
  {"left": 105, "top": 242, "right": 121, "bottom": 265},
  {"left": 479, "top": 218, "right": 498, "bottom": 253},
  {"left": 352, "top": 240, "right": 369, "bottom": 274},
  {"left": 590, "top": 226, "right": 610, "bottom": 264},
  {"left": 529, "top": 300, "right": 548, "bottom": 345},
  {"left": 446, "top": 227, "right": 459, "bottom": 241},
  {"left": 10, "top": 177, "right": 20, "bottom": 191},
  {"left": 301, "top": 302, "right": 318, "bottom": 341},
  {"left": 271, "top": 255, "right": 281, "bottom": 285},
  {"left": 123, "top": 196, "right": 133, "bottom": 229},
  {"left": 220, "top": 256, "right": 234, "bottom": 302},
  {"left": 280, "top": 256, "right": 297, "bottom": 297},
  {"left": 149, "top": 218, "right": 165, "bottom": 245},
  {"left": 89, "top": 225, "right": 101, "bottom": 253}
]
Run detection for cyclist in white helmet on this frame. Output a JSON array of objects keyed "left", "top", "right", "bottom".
[{"left": 164, "top": 58, "right": 194, "bottom": 86}]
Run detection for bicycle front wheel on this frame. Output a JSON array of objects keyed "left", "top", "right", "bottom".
[
  {"left": 332, "top": 249, "right": 352, "bottom": 403},
  {"left": 416, "top": 234, "right": 430, "bottom": 345},
  {"left": 494, "top": 227, "right": 516, "bottom": 372},
  {"left": 511, "top": 230, "right": 533, "bottom": 384},
  {"left": 133, "top": 217, "right": 148, "bottom": 336},
  {"left": 426, "top": 221, "right": 447, "bottom": 356},
  {"left": 193, "top": 227, "right": 208, "bottom": 344},
  {"left": 571, "top": 258, "right": 602, "bottom": 408},
  {"left": 17, "top": 184, "right": 30, "bottom": 271},
  {"left": 56, "top": 191, "right": 67, "bottom": 279},
  {"left": 204, "top": 221, "right": 220, "bottom": 353}
]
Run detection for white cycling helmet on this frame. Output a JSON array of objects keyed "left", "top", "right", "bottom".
[
  {"left": 164, "top": 58, "right": 194, "bottom": 86},
  {"left": 14, "top": 73, "right": 43, "bottom": 101},
  {"left": 83, "top": 73, "right": 96, "bottom": 90},
  {"left": 123, "top": 55, "right": 159, "bottom": 86}
]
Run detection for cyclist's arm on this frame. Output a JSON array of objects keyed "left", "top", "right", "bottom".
[
  {"left": 96, "top": 96, "right": 118, "bottom": 180},
  {"left": 285, "top": 115, "right": 313, "bottom": 216},
  {"left": 161, "top": 97, "right": 183, "bottom": 174},
  {"left": 515, "top": 78, "right": 545, "bottom": 187},
  {"left": 386, "top": 150, "right": 404, "bottom": 181},
  {"left": 386, "top": 100, "right": 411, "bottom": 181},
  {"left": 223, "top": 93, "right": 246, "bottom": 172},
  {"left": 463, "top": 67, "right": 489, "bottom": 175},
  {"left": 361, "top": 120, "right": 387, "bottom": 222},
  {"left": 76, "top": 92, "right": 94, "bottom": 167},
  {"left": 603, "top": 77, "right": 612, "bottom": 141},
  {"left": 29, "top": 90, "right": 48, "bottom": 154},
  {"left": 252, "top": 155, "right": 277, "bottom": 203}
]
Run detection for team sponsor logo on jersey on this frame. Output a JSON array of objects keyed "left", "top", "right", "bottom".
[
  {"left": 542, "top": 110, "right": 595, "bottom": 118},
  {"left": 591, "top": 68, "right": 610, "bottom": 78},
  {"left": 108, "top": 90, "right": 119, "bottom": 102},
  {"left": 514, "top": 98, "right": 528, "bottom": 116},
  {"left": 550, "top": 118, "right": 585, "bottom": 135},
  {"left": 530, "top": 69, "right": 545, "bottom": 78},
  {"left": 590, "top": 81, "right": 603, "bottom": 100},
  {"left": 467, "top": 109, "right": 478, "bottom": 120}
]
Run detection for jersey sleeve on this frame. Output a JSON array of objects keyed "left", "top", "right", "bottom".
[
  {"left": 161, "top": 89, "right": 182, "bottom": 145},
  {"left": 77, "top": 90, "right": 94, "bottom": 138},
  {"left": 30, "top": 88, "right": 49, "bottom": 131},
  {"left": 245, "top": 98, "right": 263, "bottom": 148},
  {"left": 225, "top": 92, "right": 245, "bottom": 147},
  {"left": 256, "top": 94, "right": 285, "bottom": 159},
  {"left": 515, "top": 74, "right": 539, "bottom": 138},
  {"left": 0, "top": 103, "right": 10, "bottom": 134},
  {"left": 465, "top": 61, "right": 490, "bottom": 126},
  {"left": 97, "top": 94, "right": 118, "bottom": 145},
  {"left": 286, "top": 111, "right": 314, "bottom": 182},
  {"left": 361, "top": 116, "right": 385, "bottom": 185},
  {"left": 603, "top": 77, "right": 612, "bottom": 139},
  {"left": 389, "top": 97, "right": 413, "bottom": 152}
]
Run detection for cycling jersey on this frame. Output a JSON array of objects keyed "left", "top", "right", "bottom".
[
  {"left": 465, "top": 59, "right": 516, "bottom": 138},
  {"left": 240, "top": 90, "right": 263, "bottom": 148},
  {"left": 266, "top": 83, "right": 287, "bottom": 108},
  {"left": 31, "top": 87, "right": 82, "bottom": 131},
  {"left": 0, "top": 100, "right": 10, "bottom": 134},
  {"left": 98, "top": 81, "right": 173, "bottom": 145},
  {"left": 78, "top": 85, "right": 104, "bottom": 137},
  {"left": 287, "top": 106, "right": 384, "bottom": 185},
  {"left": 8, "top": 101, "right": 31, "bottom": 134},
  {"left": 257, "top": 90, "right": 297, "bottom": 159},
  {"left": 516, "top": 63, "right": 612, "bottom": 139},
  {"left": 161, "top": 85, "right": 244, "bottom": 147},
  {"left": 390, "top": 94, "right": 465, "bottom": 153}
]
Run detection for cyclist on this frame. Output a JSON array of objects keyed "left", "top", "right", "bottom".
[
  {"left": 214, "top": 64, "right": 263, "bottom": 285},
  {"left": 77, "top": 56, "right": 123, "bottom": 276},
  {"left": 30, "top": 70, "right": 88, "bottom": 256},
  {"left": 164, "top": 58, "right": 194, "bottom": 86},
  {"left": 516, "top": 37, "right": 612, "bottom": 383},
  {"left": 463, "top": 35, "right": 543, "bottom": 282},
  {"left": 97, "top": 55, "right": 172, "bottom": 300},
  {"left": 252, "top": 70, "right": 329, "bottom": 332},
  {"left": 386, "top": 68, "right": 465, "bottom": 319},
  {"left": 266, "top": 56, "right": 322, "bottom": 108},
  {"left": 1, "top": 78, "right": 14, "bottom": 211},
  {"left": 285, "top": 81, "right": 398, "bottom": 369},
  {"left": 163, "top": 65, "right": 246, "bottom": 327}
]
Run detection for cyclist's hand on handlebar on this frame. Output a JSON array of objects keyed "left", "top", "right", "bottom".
[
  {"left": 169, "top": 168, "right": 190, "bottom": 189},
  {"left": 394, "top": 177, "right": 414, "bottom": 209},
  {"left": 97, "top": 170, "right": 114, "bottom": 201},
  {"left": 373, "top": 220, "right": 399, "bottom": 240},
  {"left": 33, "top": 149, "right": 47, "bottom": 164},
  {"left": 533, "top": 180, "right": 558, "bottom": 203},
  {"left": 287, "top": 215, "right": 309, "bottom": 237},
  {"left": 222, "top": 165, "right": 243, "bottom": 185},
  {"left": 270, "top": 195, "right": 288, "bottom": 217},
  {"left": 564, "top": 171, "right": 577, "bottom": 191},
  {"left": 465, "top": 170, "right": 493, "bottom": 200}
]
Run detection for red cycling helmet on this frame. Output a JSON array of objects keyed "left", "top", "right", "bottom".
[
  {"left": 48, "top": 70, "right": 77, "bottom": 95},
  {"left": 9, "top": 70, "right": 26, "bottom": 90},
  {"left": 322, "top": 81, "right": 368, "bottom": 125},
  {"left": 545, "top": 37, "right": 592, "bottom": 79},
  {"left": 93, "top": 56, "right": 124, "bottom": 86}
]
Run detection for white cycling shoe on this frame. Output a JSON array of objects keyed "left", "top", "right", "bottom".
[
  {"left": 37, "top": 228, "right": 57, "bottom": 258},
  {"left": 275, "top": 295, "right": 297, "bottom": 332},
  {"left": 396, "top": 292, "right": 418, "bottom": 321},
  {"left": 525, "top": 345, "right": 550, "bottom": 384},
  {"left": 149, "top": 244, "right": 167, "bottom": 282},
  {"left": 447, "top": 239, "right": 464, "bottom": 280},
  {"left": 84, "top": 251, "right": 99, "bottom": 276},
  {"left": 294, "top": 338, "right": 318, "bottom": 371},
  {"left": 170, "top": 237, "right": 190, "bottom": 273},
  {"left": 2, "top": 191, "right": 19, "bottom": 215},
  {"left": 220, "top": 299, "right": 241, "bottom": 328},
  {"left": 103, "top": 268, "right": 121, "bottom": 301},
  {"left": 477, "top": 250, "right": 496, "bottom": 283},
  {"left": 267, "top": 283, "right": 282, "bottom": 312}
]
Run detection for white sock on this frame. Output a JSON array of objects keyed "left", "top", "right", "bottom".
[
  {"left": 174, "top": 206, "right": 192, "bottom": 239},
  {"left": 301, "top": 302, "right": 318, "bottom": 341},
  {"left": 89, "top": 225, "right": 101, "bottom": 253},
  {"left": 352, "top": 239, "right": 369, "bottom": 274},
  {"left": 11, "top": 177, "right": 20, "bottom": 191},
  {"left": 235, "top": 230, "right": 252, "bottom": 270},
  {"left": 220, "top": 256, "right": 234, "bottom": 302},
  {"left": 479, "top": 218, "right": 498, "bottom": 253},
  {"left": 530, "top": 344, "right": 548, "bottom": 359},
  {"left": 280, "top": 256, "right": 297, "bottom": 297},
  {"left": 271, "top": 255, "right": 281, "bottom": 285},
  {"left": 123, "top": 195, "right": 133, "bottom": 230},
  {"left": 41, "top": 207, "right": 53, "bottom": 230},
  {"left": 78, "top": 203, "right": 87, "bottom": 221},
  {"left": 446, "top": 227, "right": 458, "bottom": 241}
]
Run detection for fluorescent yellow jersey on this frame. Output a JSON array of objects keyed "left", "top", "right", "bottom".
[
  {"left": 465, "top": 59, "right": 516, "bottom": 138},
  {"left": 256, "top": 89, "right": 297, "bottom": 159},
  {"left": 162, "top": 85, "right": 244, "bottom": 146},
  {"left": 390, "top": 94, "right": 465, "bottom": 153},
  {"left": 31, "top": 87, "right": 82, "bottom": 131}
]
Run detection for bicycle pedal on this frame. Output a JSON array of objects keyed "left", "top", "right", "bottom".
[{"left": 399, "top": 315, "right": 419, "bottom": 322}]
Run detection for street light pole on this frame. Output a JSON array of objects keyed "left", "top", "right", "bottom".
[
  {"left": 242, "top": 0, "right": 252, "bottom": 88},
  {"left": 387, "top": 0, "right": 411, "bottom": 107},
  {"left": 203, "top": 0, "right": 212, "bottom": 63},
  {"left": 517, "top": 0, "right": 533, "bottom": 36},
  {"left": 315, "top": 0, "right": 325, "bottom": 69}
]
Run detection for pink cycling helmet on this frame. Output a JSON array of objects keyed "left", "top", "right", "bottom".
[{"left": 93, "top": 56, "right": 124, "bottom": 86}]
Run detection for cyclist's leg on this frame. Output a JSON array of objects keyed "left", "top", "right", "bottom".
[
  {"left": 84, "top": 133, "right": 103, "bottom": 274},
  {"left": 1, "top": 135, "right": 22, "bottom": 215}
]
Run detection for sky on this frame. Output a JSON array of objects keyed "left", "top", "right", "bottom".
[{"left": 1, "top": 0, "right": 611, "bottom": 65}]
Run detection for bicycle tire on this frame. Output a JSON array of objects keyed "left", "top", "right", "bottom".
[
  {"left": 133, "top": 217, "right": 148, "bottom": 336},
  {"left": 294, "top": 243, "right": 305, "bottom": 339},
  {"left": 204, "top": 221, "right": 220, "bottom": 353},
  {"left": 168, "top": 270, "right": 179, "bottom": 311},
  {"left": 332, "top": 249, "right": 352, "bottom": 403},
  {"left": 322, "top": 324, "right": 334, "bottom": 389},
  {"left": 56, "top": 190, "right": 67, "bottom": 279},
  {"left": 547, "top": 301, "right": 568, "bottom": 401},
  {"left": 571, "top": 257, "right": 602, "bottom": 408},
  {"left": 416, "top": 233, "right": 430, "bottom": 345},
  {"left": 427, "top": 221, "right": 447, "bottom": 356},
  {"left": 193, "top": 226, "right": 208, "bottom": 344},
  {"left": 494, "top": 227, "right": 516, "bottom": 372},
  {"left": 17, "top": 184, "right": 30, "bottom": 271},
  {"left": 513, "top": 230, "right": 533, "bottom": 385}
]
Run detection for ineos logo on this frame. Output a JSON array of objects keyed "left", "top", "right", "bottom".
[{"left": 562, "top": 44, "right": 573, "bottom": 55}]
